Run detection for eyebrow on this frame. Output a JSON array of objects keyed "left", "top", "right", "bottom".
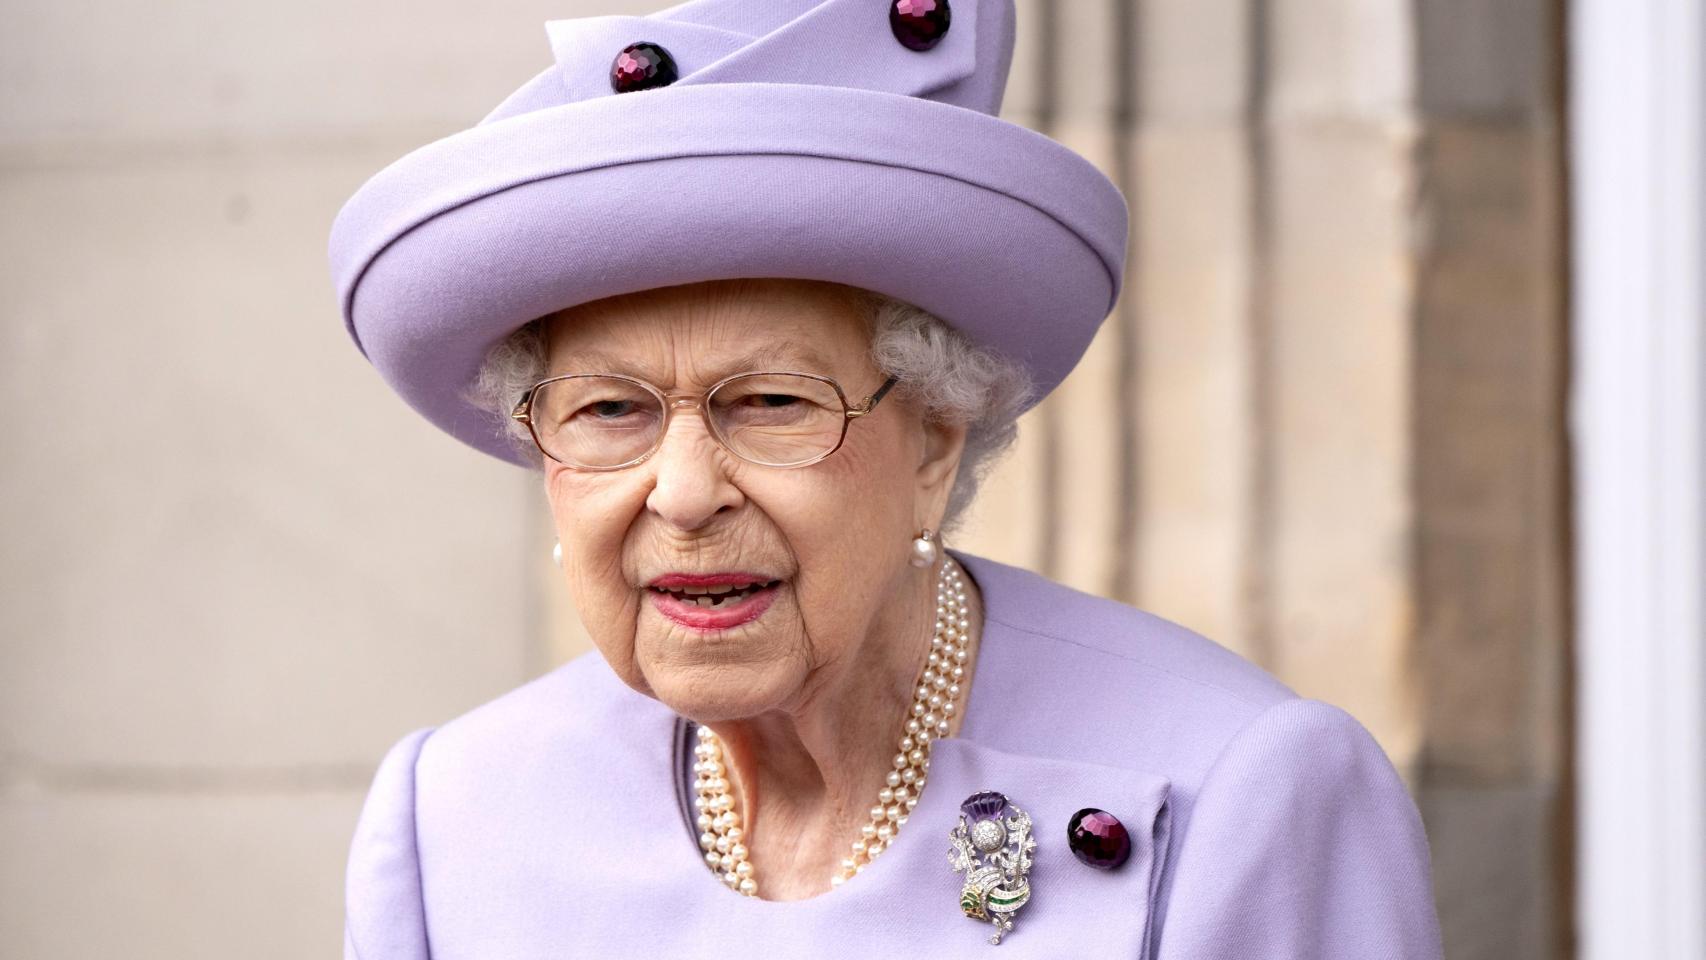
[{"left": 558, "top": 346, "right": 842, "bottom": 383}]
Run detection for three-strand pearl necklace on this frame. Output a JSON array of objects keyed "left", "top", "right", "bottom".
[{"left": 691, "top": 556, "right": 972, "bottom": 897}]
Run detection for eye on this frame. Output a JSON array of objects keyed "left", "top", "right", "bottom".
[
  {"left": 717, "top": 390, "right": 821, "bottom": 423},
  {"left": 744, "top": 392, "right": 805, "bottom": 408},
  {"left": 566, "top": 397, "right": 657, "bottom": 429},
  {"left": 584, "top": 399, "right": 640, "bottom": 418}
]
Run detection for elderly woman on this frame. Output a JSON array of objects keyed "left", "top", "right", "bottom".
[{"left": 329, "top": 0, "right": 1443, "bottom": 956}]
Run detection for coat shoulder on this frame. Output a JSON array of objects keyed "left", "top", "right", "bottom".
[
  {"left": 961, "top": 550, "right": 1295, "bottom": 708},
  {"left": 954, "top": 551, "right": 1298, "bottom": 778},
  {"left": 408, "top": 650, "right": 667, "bottom": 796}
]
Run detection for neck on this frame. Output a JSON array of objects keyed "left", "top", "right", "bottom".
[{"left": 701, "top": 554, "right": 985, "bottom": 901}]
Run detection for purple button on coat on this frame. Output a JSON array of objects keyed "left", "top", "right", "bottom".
[
  {"left": 344, "top": 550, "right": 1444, "bottom": 958},
  {"left": 1068, "top": 808, "right": 1132, "bottom": 870}
]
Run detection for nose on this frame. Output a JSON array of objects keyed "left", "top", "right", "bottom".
[{"left": 643, "top": 398, "right": 744, "bottom": 531}]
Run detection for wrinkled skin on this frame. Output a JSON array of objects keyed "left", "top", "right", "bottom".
[{"left": 541, "top": 277, "right": 985, "bottom": 900}]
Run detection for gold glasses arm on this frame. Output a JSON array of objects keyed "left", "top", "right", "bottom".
[
  {"left": 510, "top": 387, "right": 536, "bottom": 424},
  {"left": 847, "top": 376, "right": 900, "bottom": 419}
]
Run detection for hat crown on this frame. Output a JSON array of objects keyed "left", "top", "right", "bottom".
[{"left": 483, "top": 0, "right": 1016, "bottom": 125}]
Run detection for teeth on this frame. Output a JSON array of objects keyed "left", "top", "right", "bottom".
[{"left": 654, "top": 580, "right": 778, "bottom": 607}]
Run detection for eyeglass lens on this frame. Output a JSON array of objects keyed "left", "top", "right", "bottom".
[{"left": 527, "top": 373, "right": 850, "bottom": 467}]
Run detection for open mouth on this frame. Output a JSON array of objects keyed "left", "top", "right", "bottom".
[
  {"left": 646, "top": 576, "right": 784, "bottom": 631},
  {"left": 648, "top": 580, "right": 782, "bottom": 608}
]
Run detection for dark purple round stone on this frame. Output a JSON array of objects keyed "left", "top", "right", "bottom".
[
  {"left": 1067, "top": 808, "right": 1131, "bottom": 869},
  {"left": 610, "top": 41, "right": 679, "bottom": 94},
  {"left": 890, "top": 0, "right": 951, "bottom": 51}
]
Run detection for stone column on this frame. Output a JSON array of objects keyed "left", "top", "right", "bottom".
[
  {"left": 955, "top": 2, "right": 1572, "bottom": 957},
  {"left": 1411, "top": 1, "right": 1571, "bottom": 957}
]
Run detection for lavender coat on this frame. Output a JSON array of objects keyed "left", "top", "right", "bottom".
[{"left": 344, "top": 550, "right": 1443, "bottom": 958}]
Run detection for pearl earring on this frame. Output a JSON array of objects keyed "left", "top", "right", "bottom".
[
  {"left": 552, "top": 540, "right": 563, "bottom": 568},
  {"left": 909, "top": 527, "right": 939, "bottom": 568}
]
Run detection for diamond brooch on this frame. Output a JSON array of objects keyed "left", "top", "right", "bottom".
[{"left": 948, "top": 790, "right": 1036, "bottom": 944}]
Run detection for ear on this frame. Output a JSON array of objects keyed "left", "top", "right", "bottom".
[{"left": 915, "top": 417, "right": 968, "bottom": 530}]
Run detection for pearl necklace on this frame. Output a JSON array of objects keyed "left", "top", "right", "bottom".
[{"left": 690, "top": 556, "right": 971, "bottom": 897}]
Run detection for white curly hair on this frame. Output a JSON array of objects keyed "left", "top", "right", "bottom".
[{"left": 466, "top": 284, "right": 1034, "bottom": 535}]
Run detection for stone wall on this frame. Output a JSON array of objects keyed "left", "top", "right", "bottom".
[{"left": 0, "top": 1, "right": 1569, "bottom": 956}]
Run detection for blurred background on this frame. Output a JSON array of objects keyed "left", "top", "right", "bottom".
[{"left": 1, "top": 0, "right": 1700, "bottom": 958}]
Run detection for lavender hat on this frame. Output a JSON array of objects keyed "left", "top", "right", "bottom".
[{"left": 328, "top": 0, "right": 1127, "bottom": 466}]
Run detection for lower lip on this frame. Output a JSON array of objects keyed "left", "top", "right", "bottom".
[{"left": 649, "top": 582, "right": 780, "bottom": 632}]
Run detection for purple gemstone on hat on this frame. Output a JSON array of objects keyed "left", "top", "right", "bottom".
[
  {"left": 960, "top": 790, "right": 1009, "bottom": 822},
  {"left": 890, "top": 0, "right": 952, "bottom": 52},
  {"left": 1067, "top": 808, "right": 1131, "bottom": 869},
  {"left": 610, "top": 41, "right": 679, "bottom": 94}
]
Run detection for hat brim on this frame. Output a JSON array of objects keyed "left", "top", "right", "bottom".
[{"left": 330, "top": 82, "right": 1127, "bottom": 467}]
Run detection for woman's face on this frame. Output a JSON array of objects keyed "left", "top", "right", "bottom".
[{"left": 540, "top": 278, "right": 965, "bottom": 722}]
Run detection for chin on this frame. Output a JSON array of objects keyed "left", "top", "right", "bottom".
[{"left": 642, "top": 658, "right": 803, "bottom": 724}]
